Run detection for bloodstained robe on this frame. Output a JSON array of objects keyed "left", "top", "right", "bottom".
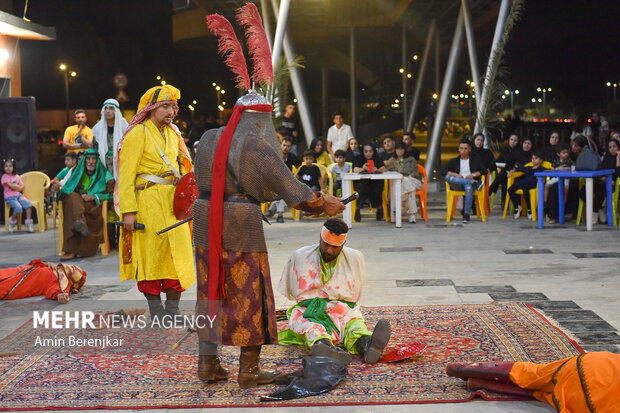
[{"left": 277, "top": 244, "right": 371, "bottom": 353}]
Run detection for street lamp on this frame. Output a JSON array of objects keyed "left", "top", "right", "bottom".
[
  {"left": 606, "top": 81, "right": 618, "bottom": 101},
  {"left": 503, "top": 89, "right": 519, "bottom": 112},
  {"left": 59, "top": 63, "right": 77, "bottom": 126},
  {"left": 536, "top": 87, "right": 551, "bottom": 115}
]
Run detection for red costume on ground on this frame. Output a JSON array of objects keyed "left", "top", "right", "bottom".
[{"left": 0, "top": 259, "right": 86, "bottom": 300}]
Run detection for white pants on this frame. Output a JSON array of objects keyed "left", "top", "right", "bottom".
[{"left": 402, "top": 176, "right": 423, "bottom": 214}]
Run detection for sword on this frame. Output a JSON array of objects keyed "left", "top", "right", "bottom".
[{"left": 115, "top": 221, "right": 146, "bottom": 230}]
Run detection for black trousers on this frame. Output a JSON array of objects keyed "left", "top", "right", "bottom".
[
  {"left": 546, "top": 180, "right": 580, "bottom": 220},
  {"left": 355, "top": 179, "right": 384, "bottom": 210},
  {"left": 579, "top": 179, "right": 608, "bottom": 212},
  {"left": 508, "top": 179, "right": 535, "bottom": 210},
  {"left": 489, "top": 169, "right": 508, "bottom": 205}
]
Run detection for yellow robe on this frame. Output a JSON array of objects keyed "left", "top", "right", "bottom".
[{"left": 117, "top": 119, "right": 195, "bottom": 289}]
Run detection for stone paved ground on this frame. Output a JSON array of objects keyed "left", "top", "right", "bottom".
[{"left": 1, "top": 191, "right": 619, "bottom": 412}]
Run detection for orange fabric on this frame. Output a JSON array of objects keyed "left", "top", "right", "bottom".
[{"left": 510, "top": 352, "right": 620, "bottom": 412}]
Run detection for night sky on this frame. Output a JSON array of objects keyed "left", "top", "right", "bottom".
[{"left": 13, "top": 0, "right": 620, "bottom": 119}]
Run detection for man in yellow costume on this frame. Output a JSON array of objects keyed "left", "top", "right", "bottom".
[{"left": 116, "top": 84, "right": 195, "bottom": 321}]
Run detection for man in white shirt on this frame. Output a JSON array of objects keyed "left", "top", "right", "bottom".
[
  {"left": 443, "top": 139, "right": 485, "bottom": 223},
  {"left": 326, "top": 113, "right": 354, "bottom": 160}
]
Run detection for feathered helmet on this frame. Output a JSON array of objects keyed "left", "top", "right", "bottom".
[{"left": 206, "top": 3, "right": 273, "bottom": 107}]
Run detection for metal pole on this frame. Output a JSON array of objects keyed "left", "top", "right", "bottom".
[
  {"left": 260, "top": 0, "right": 273, "bottom": 50},
  {"left": 322, "top": 66, "right": 328, "bottom": 135},
  {"left": 462, "top": 0, "right": 481, "bottom": 106},
  {"left": 426, "top": 9, "right": 464, "bottom": 177},
  {"left": 270, "top": 0, "right": 291, "bottom": 69},
  {"left": 401, "top": 25, "right": 407, "bottom": 130},
  {"left": 271, "top": 0, "right": 316, "bottom": 144},
  {"left": 350, "top": 26, "right": 356, "bottom": 136},
  {"left": 406, "top": 20, "right": 436, "bottom": 133},
  {"left": 434, "top": 29, "right": 440, "bottom": 95},
  {"left": 64, "top": 72, "right": 70, "bottom": 126},
  {"left": 474, "top": 0, "right": 510, "bottom": 135}
]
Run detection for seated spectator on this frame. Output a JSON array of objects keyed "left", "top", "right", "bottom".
[
  {"left": 514, "top": 136, "right": 533, "bottom": 169},
  {"left": 402, "top": 131, "right": 420, "bottom": 161},
  {"left": 543, "top": 143, "right": 573, "bottom": 203},
  {"left": 278, "top": 218, "right": 391, "bottom": 365},
  {"left": 379, "top": 133, "right": 396, "bottom": 162},
  {"left": 508, "top": 150, "right": 547, "bottom": 219},
  {"left": 309, "top": 137, "right": 332, "bottom": 168},
  {"left": 570, "top": 114, "right": 597, "bottom": 153},
  {"left": 443, "top": 139, "right": 485, "bottom": 223},
  {"left": 51, "top": 152, "right": 78, "bottom": 192},
  {"left": 58, "top": 148, "right": 114, "bottom": 260},
  {"left": 345, "top": 137, "right": 363, "bottom": 165},
  {"left": 266, "top": 137, "right": 301, "bottom": 223},
  {"left": 471, "top": 133, "right": 497, "bottom": 175},
  {"left": 295, "top": 149, "right": 324, "bottom": 192},
  {"left": 2, "top": 158, "right": 34, "bottom": 233},
  {"left": 352, "top": 143, "right": 386, "bottom": 222},
  {"left": 329, "top": 149, "right": 351, "bottom": 196},
  {"left": 385, "top": 142, "right": 423, "bottom": 223},
  {"left": 543, "top": 131, "right": 560, "bottom": 163},
  {"left": 0, "top": 259, "right": 86, "bottom": 303},
  {"left": 489, "top": 134, "right": 520, "bottom": 206},
  {"left": 546, "top": 136, "right": 588, "bottom": 223},
  {"left": 578, "top": 138, "right": 620, "bottom": 224}
]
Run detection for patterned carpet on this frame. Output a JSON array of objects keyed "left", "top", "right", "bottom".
[{"left": 0, "top": 302, "right": 582, "bottom": 410}]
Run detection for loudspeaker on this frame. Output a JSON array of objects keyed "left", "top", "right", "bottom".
[{"left": 0, "top": 96, "right": 37, "bottom": 172}]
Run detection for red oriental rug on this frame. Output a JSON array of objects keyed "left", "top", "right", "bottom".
[{"left": 0, "top": 302, "right": 582, "bottom": 410}]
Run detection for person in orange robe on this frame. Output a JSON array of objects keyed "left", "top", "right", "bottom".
[
  {"left": 446, "top": 351, "right": 620, "bottom": 412},
  {"left": 0, "top": 259, "right": 86, "bottom": 303}
]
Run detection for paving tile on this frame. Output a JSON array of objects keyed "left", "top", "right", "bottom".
[
  {"left": 489, "top": 292, "right": 549, "bottom": 302},
  {"left": 396, "top": 279, "right": 455, "bottom": 287},
  {"left": 528, "top": 301, "right": 582, "bottom": 311},
  {"left": 572, "top": 252, "right": 620, "bottom": 258},
  {"left": 503, "top": 249, "right": 553, "bottom": 254},
  {"left": 455, "top": 285, "right": 516, "bottom": 293},
  {"left": 543, "top": 310, "right": 605, "bottom": 322},
  {"left": 425, "top": 224, "right": 464, "bottom": 228},
  {"left": 581, "top": 345, "right": 620, "bottom": 354},
  {"left": 558, "top": 320, "right": 617, "bottom": 333},
  {"left": 379, "top": 247, "right": 424, "bottom": 252},
  {"left": 573, "top": 331, "right": 620, "bottom": 344}
]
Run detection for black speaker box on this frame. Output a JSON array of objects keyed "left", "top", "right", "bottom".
[{"left": 0, "top": 96, "right": 38, "bottom": 173}]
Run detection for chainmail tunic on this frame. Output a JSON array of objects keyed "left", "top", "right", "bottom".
[{"left": 193, "top": 111, "right": 314, "bottom": 252}]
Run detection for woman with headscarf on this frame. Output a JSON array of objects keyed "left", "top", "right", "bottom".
[
  {"left": 309, "top": 137, "right": 332, "bottom": 168},
  {"left": 92, "top": 98, "right": 129, "bottom": 179},
  {"left": 352, "top": 143, "right": 386, "bottom": 221},
  {"left": 513, "top": 136, "right": 534, "bottom": 170},
  {"left": 470, "top": 133, "right": 496, "bottom": 175},
  {"left": 489, "top": 134, "right": 519, "bottom": 205}
]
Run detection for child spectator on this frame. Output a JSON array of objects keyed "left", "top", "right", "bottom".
[
  {"left": 508, "top": 150, "right": 547, "bottom": 220},
  {"left": 385, "top": 141, "right": 423, "bottom": 223},
  {"left": 295, "top": 149, "right": 324, "bottom": 192},
  {"left": 52, "top": 152, "right": 78, "bottom": 192},
  {"left": 2, "top": 159, "right": 34, "bottom": 232},
  {"left": 329, "top": 149, "right": 351, "bottom": 196},
  {"left": 543, "top": 143, "right": 573, "bottom": 203}
]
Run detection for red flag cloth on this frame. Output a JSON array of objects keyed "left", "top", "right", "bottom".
[{"left": 208, "top": 104, "right": 273, "bottom": 301}]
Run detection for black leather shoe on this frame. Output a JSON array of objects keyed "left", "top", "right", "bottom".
[
  {"left": 354, "top": 209, "right": 361, "bottom": 222},
  {"left": 276, "top": 214, "right": 284, "bottom": 223},
  {"left": 375, "top": 207, "right": 384, "bottom": 221}
]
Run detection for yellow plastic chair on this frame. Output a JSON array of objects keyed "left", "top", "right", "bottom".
[
  {"left": 445, "top": 174, "right": 486, "bottom": 222},
  {"left": 58, "top": 199, "right": 110, "bottom": 256},
  {"left": 4, "top": 171, "right": 50, "bottom": 232},
  {"left": 576, "top": 177, "right": 619, "bottom": 226},
  {"left": 502, "top": 161, "right": 551, "bottom": 221}
]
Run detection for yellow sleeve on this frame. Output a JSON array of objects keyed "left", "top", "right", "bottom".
[
  {"left": 118, "top": 127, "right": 145, "bottom": 214},
  {"left": 63, "top": 126, "right": 73, "bottom": 140}
]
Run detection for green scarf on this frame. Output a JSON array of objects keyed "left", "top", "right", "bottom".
[
  {"left": 298, "top": 297, "right": 356, "bottom": 335},
  {"left": 60, "top": 157, "right": 113, "bottom": 199}
]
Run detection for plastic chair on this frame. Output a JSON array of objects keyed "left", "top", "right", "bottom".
[
  {"left": 445, "top": 174, "right": 486, "bottom": 222},
  {"left": 416, "top": 164, "right": 429, "bottom": 221},
  {"left": 576, "top": 178, "right": 619, "bottom": 226},
  {"left": 502, "top": 162, "right": 551, "bottom": 221},
  {"left": 58, "top": 199, "right": 109, "bottom": 256},
  {"left": 4, "top": 171, "right": 50, "bottom": 232}
]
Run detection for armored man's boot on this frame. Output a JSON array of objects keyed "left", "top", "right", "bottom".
[
  {"left": 198, "top": 341, "right": 229, "bottom": 382},
  {"left": 143, "top": 293, "right": 166, "bottom": 324},
  {"left": 354, "top": 319, "right": 391, "bottom": 364},
  {"left": 237, "top": 345, "right": 280, "bottom": 388},
  {"left": 164, "top": 288, "right": 182, "bottom": 317},
  {"left": 445, "top": 361, "right": 515, "bottom": 382}
]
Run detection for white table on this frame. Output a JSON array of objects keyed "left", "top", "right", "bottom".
[{"left": 341, "top": 172, "right": 403, "bottom": 228}]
